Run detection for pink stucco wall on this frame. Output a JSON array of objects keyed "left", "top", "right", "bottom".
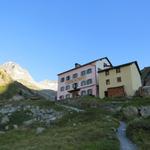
[
  {"left": 57, "top": 58, "right": 112, "bottom": 100},
  {"left": 57, "top": 62, "right": 97, "bottom": 100}
]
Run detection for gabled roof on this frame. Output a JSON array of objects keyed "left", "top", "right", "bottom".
[
  {"left": 98, "top": 61, "right": 141, "bottom": 75},
  {"left": 58, "top": 57, "right": 112, "bottom": 76}
]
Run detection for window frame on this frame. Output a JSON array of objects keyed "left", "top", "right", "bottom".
[
  {"left": 66, "top": 94, "right": 70, "bottom": 99},
  {"left": 81, "top": 80, "right": 86, "bottom": 86},
  {"left": 87, "top": 79, "right": 92, "bottom": 85},
  {"left": 60, "top": 95, "right": 64, "bottom": 100},
  {"left": 81, "top": 70, "right": 86, "bottom": 76},
  {"left": 116, "top": 68, "right": 121, "bottom": 73},
  {"left": 66, "top": 85, "right": 70, "bottom": 90},
  {"left": 60, "top": 86, "right": 65, "bottom": 91},
  {"left": 81, "top": 90, "right": 86, "bottom": 96},
  {"left": 87, "top": 89, "right": 93, "bottom": 95},
  {"left": 72, "top": 83, "right": 78, "bottom": 89},
  {"left": 87, "top": 68, "right": 92, "bottom": 74},
  {"left": 105, "top": 71, "right": 109, "bottom": 76},
  {"left": 117, "top": 77, "right": 122, "bottom": 82},
  {"left": 60, "top": 77, "right": 65, "bottom": 82},
  {"left": 106, "top": 79, "right": 110, "bottom": 85},
  {"left": 66, "top": 76, "right": 70, "bottom": 81},
  {"left": 72, "top": 73, "right": 78, "bottom": 79}
]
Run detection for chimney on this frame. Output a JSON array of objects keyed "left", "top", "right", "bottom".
[{"left": 75, "top": 63, "right": 81, "bottom": 68}]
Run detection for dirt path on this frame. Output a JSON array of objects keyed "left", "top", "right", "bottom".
[
  {"left": 56, "top": 104, "right": 84, "bottom": 112},
  {"left": 117, "top": 121, "right": 138, "bottom": 150}
]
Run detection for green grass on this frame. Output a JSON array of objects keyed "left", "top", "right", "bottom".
[
  {"left": 0, "top": 86, "right": 8, "bottom": 94},
  {"left": 9, "top": 110, "right": 33, "bottom": 126},
  {"left": 60, "top": 96, "right": 150, "bottom": 108},
  {"left": 0, "top": 83, "right": 20, "bottom": 101},
  {"left": 0, "top": 96, "right": 150, "bottom": 150},
  {"left": 0, "top": 106, "right": 119, "bottom": 150},
  {"left": 126, "top": 117, "right": 150, "bottom": 150}
]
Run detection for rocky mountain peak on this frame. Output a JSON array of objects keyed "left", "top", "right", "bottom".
[
  {"left": 0, "top": 61, "right": 57, "bottom": 93},
  {"left": 0, "top": 61, "right": 34, "bottom": 82}
]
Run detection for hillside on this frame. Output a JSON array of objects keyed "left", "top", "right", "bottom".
[
  {"left": 0, "top": 97, "right": 119, "bottom": 150},
  {"left": 0, "top": 68, "right": 41, "bottom": 101},
  {"left": 0, "top": 96, "right": 150, "bottom": 150}
]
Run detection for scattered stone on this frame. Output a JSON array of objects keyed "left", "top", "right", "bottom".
[
  {"left": 36, "top": 127, "right": 45, "bottom": 135},
  {"left": 13, "top": 124, "right": 18, "bottom": 130},
  {"left": 12, "top": 95, "right": 24, "bottom": 101},
  {"left": 122, "top": 106, "right": 138, "bottom": 118},
  {"left": 0, "top": 131, "right": 5, "bottom": 134},
  {"left": 0, "top": 104, "right": 63, "bottom": 128},
  {"left": 23, "top": 119, "right": 35, "bottom": 127},
  {"left": 1, "top": 116, "right": 9, "bottom": 124},
  {"left": 5, "top": 125, "right": 9, "bottom": 130},
  {"left": 73, "top": 123, "right": 77, "bottom": 127}
]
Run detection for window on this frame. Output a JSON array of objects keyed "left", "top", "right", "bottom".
[
  {"left": 117, "top": 77, "right": 122, "bottom": 82},
  {"left": 87, "top": 79, "right": 92, "bottom": 85},
  {"left": 66, "top": 94, "right": 70, "bottom": 99},
  {"left": 60, "top": 87, "right": 65, "bottom": 91},
  {"left": 116, "top": 68, "right": 121, "bottom": 73},
  {"left": 105, "top": 71, "right": 109, "bottom": 76},
  {"left": 60, "top": 77, "right": 65, "bottom": 82},
  {"left": 81, "top": 90, "right": 86, "bottom": 96},
  {"left": 87, "top": 89, "right": 93, "bottom": 95},
  {"left": 87, "top": 68, "right": 92, "bottom": 74},
  {"left": 66, "top": 76, "right": 70, "bottom": 81},
  {"left": 81, "top": 70, "right": 86, "bottom": 76},
  {"left": 104, "top": 63, "right": 110, "bottom": 67},
  {"left": 66, "top": 85, "right": 70, "bottom": 90},
  {"left": 72, "top": 83, "right": 78, "bottom": 89},
  {"left": 81, "top": 81, "right": 86, "bottom": 86},
  {"left": 106, "top": 79, "right": 110, "bottom": 85},
  {"left": 73, "top": 73, "right": 78, "bottom": 78},
  {"left": 60, "top": 95, "right": 64, "bottom": 100}
]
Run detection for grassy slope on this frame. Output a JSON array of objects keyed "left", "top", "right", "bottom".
[
  {"left": 58, "top": 96, "right": 150, "bottom": 150},
  {"left": 0, "top": 96, "right": 150, "bottom": 150},
  {"left": 0, "top": 98, "right": 119, "bottom": 150},
  {"left": 0, "top": 110, "right": 119, "bottom": 150},
  {"left": 127, "top": 117, "right": 150, "bottom": 150}
]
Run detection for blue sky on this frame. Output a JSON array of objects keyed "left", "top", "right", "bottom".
[{"left": 0, "top": 0, "right": 149, "bottom": 81}]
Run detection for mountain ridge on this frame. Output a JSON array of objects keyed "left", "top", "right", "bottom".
[
  {"left": 0, "top": 61, "right": 58, "bottom": 91},
  {"left": 0, "top": 61, "right": 57, "bottom": 100}
]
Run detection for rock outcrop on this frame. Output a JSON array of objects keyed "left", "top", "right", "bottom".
[
  {"left": 141, "top": 67, "right": 150, "bottom": 86},
  {"left": 140, "top": 106, "right": 150, "bottom": 118},
  {"left": 122, "top": 106, "right": 138, "bottom": 118},
  {"left": 0, "top": 103, "right": 63, "bottom": 131}
]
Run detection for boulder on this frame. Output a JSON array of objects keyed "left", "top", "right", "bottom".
[
  {"left": 1, "top": 116, "right": 9, "bottom": 124},
  {"left": 5, "top": 125, "right": 9, "bottom": 130},
  {"left": 13, "top": 124, "right": 18, "bottom": 130},
  {"left": 36, "top": 127, "right": 45, "bottom": 135},
  {"left": 12, "top": 95, "right": 24, "bottom": 101},
  {"left": 23, "top": 119, "right": 35, "bottom": 127},
  {"left": 0, "top": 131, "right": 5, "bottom": 134},
  {"left": 122, "top": 106, "right": 138, "bottom": 118},
  {"left": 140, "top": 106, "right": 150, "bottom": 118}
]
